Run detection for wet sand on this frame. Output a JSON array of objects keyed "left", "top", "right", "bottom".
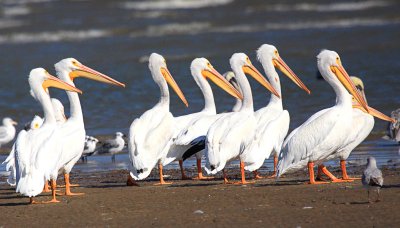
[{"left": 1, "top": 167, "right": 400, "bottom": 227}]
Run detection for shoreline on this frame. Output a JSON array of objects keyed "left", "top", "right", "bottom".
[{"left": 1, "top": 167, "right": 400, "bottom": 227}]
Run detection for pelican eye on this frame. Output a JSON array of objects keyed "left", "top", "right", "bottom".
[
  {"left": 207, "top": 62, "right": 212, "bottom": 68},
  {"left": 274, "top": 50, "right": 278, "bottom": 55}
]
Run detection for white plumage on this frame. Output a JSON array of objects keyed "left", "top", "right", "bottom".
[
  {"left": 15, "top": 68, "right": 82, "bottom": 203},
  {"left": 0, "top": 117, "right": 17, "bottom": 147},
  {"left": 163, "top": 58, "right": 242, "bottom": 180},
  {"left": 242, "top": 44, "right": 310, "bottom": 176},
  {"left": 204, "top": 53, "right": 279, "bottom": 184},
  {"left": 128, "top": 53, "right": 188, "bottom": 185},
  {"left": 276, "top": 50, "right": 369, "bottom": 184},
  {"left": 53, "top": 58, "right": 124, "bottom": 195}
]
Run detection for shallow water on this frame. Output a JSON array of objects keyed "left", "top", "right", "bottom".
[{"left": 0, "top": 0, "right": 399, "bottom": 175}]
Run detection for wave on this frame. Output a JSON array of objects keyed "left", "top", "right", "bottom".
[
  {"left": 131, "top": 22, "right": 210, "bottom": 37},
  {"left": 255, "top": 0, "right": 391, "bottom": 12},
  {"left": 1, "top": 0, "right": 56, "bottom": 4},
  {"left": 3, "top": 5, "right": 30, "bottom": 17},
  {"left": 0, "top": 19, "right": 24, "bottom": 29},
  {"left": 0, "top": 29, "right": 110, "bottom": 44},
  {"left": 213, "top": 18, "right": 400, "bottom": 33},
  {"left": 121, "top": 0, "right": 233, "bottom": 10}
]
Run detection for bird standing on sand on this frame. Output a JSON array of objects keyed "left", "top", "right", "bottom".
[
  {"left": 362, "top": 156, "right": 383, "bottom": 202},
  {"left": 81, "top": 136, "right": 99, "bottom": 162},
  {"left": 243, "top": 44, "right": 310, "bottom": 178},
  {"left": 204, "top": 53, "right": 279, "bottom": 184},
  {"left": 317, "top": 76, "right": 394, "bottom": 181},
  {"left": 276, "top": 50, "right": 369, "bottom": 184},
  {"left": 128, "top": 53, "right": 188, "bottom": 185},
  {"left": 53, "top": 58, "right": 125, "bottom": 196},
  {"left": 15, "top": 68, "right": 82, "bottom": 204},
  {"left": 0, "top": 117, "right": 18, "bottom": 147},
  {"left": 163, "top": 58, "right": 242, "bottom": 180},
  {"left": 99, "top": 132, "right": 125, "bottom": 163}
]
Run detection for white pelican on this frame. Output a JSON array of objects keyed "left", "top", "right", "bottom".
[
  {"left": 3, "top": 116, "right": 43, "bottom": 187},
  {"left": 0, "top": 117, "right": 18, "bottom": 147},
  {"left": 5, "top": 99, "right": 66, "bottom": 189},
  {"left": 163, "top": 58, "right": 242, "bottom": 180},
  {"left": 276, "top": 50, "right": 370, "bottom": 184},
  {"left": 51, "top": 98, "right": 67, "bottom": 123},
  {"left": 204, "top": 53, "right": 279, "bottom": 184},
  {"left": 243, "top": 44, "right": 311, "bottom": 179},
  {"left": 98, "top": 132, "right": 126, "bottom": 163},
  {"left": 15, "top": 68, "right": 82, "bottom": 203},
  {"left": 53, "top": 58, "right": 125, "bottom": 195},
  {"left": 316, "top": 76, "right": 394, "bottom": 181},
  {"left": 224, "top": 71, "right": 242, "bottom": 112},
  {"left": 128, "top": 53, "right": 188, "bottom": 185}
]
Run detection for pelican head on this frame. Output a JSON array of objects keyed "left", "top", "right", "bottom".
[
  {"left": 148, "top": 53, "right": 188, "bottom": 107},
  {"left": 350, "top": 76, "right": 395, "bottom": 123},
  {"left": 257, "top": 44, "right": 311, "bottom": 94},
  {"left": 317, "top": 50, "right": 368, "bottom": 111},
  {"left": 190, "top": 58, "right": 243, "bottom": 99},
  {"left": 3, "top": 117, "right": 17, "bottom": 126},
  {"left": 29, "top": 68, "right": 82, "bottom": 99},
  {"left": 229, "top": 53, "right": 279, "bottom": 97},
  {"left": 54, "top": 58, "right": 125, "bottom": 88},
  {"left": 30, "top": 115, "right": 43, "bottom": 130}
]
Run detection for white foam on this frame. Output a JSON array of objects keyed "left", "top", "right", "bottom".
[
  {"left": 121, "top": 0, "right": 233, "bottom": 10},
  {"left": 260, "top": 1, "right": 390, "bottom": 12},
  {"left": 3, "top": 6, "right": 30, "bottom": 17},
  {"left": 134, "top": 22, "right": 210, "bottom": 37},
  {"left": 2, "top": 0, "right": 56, "bottom": 4},
  {"left": 0, "top": 29, "right": 110, "bottom": 44},
  {"left": 0, "top": 19, "right": 24, "bottom": 29},
  {"left": 213, "top": 18, "right": 400, "bottom": 33}
]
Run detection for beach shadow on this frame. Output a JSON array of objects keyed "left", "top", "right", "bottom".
[
  {"left": 0, "top": 201, "right": 30, "bottom": 206},
  {"left": 168, "top": 182, "right": 219, "bottom": 188},
  {"left": 343, "top": 201, "right": 370, "bottom": 205},
  {"left": 382, "top": 184, "right": 400, "bottom": 188},
  {"left": 0, "top": 195, "right": 22, "bottom": 200},
  {"left": 85, "top": 184, "right": 128, "bottom": 189}
]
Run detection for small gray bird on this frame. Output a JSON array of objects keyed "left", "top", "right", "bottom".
[
  {"left": 99, "top": 132, "right": 126, "bottom": 163},
  {"left": 362, "top": 157, "right": 384, "bottom": 203}
]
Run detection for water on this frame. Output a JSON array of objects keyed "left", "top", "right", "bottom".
[{"left": 0, "top": 0, "right": 399, "bottom": 175}]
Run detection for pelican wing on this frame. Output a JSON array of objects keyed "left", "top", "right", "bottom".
[{"left": 277, "top": 107, "right": 344, "bottom": 176}]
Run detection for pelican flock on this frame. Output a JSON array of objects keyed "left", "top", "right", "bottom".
[{"left": 0, "top": 43, "right": 395, "bottom": 204}]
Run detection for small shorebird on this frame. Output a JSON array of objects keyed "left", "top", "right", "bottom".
[
  {"left": 99, "top": 132, "right": 125, "bottom": 163},
  {"left": 362, "top": 156, "right": 383, "bottom": 202},
  {"left": 0, "top": 117, "right": 18, "bottom": 147}
]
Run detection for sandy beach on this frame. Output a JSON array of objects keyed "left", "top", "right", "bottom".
[{"left": 1, "top": 166, "right": 399, "bottom": 227}]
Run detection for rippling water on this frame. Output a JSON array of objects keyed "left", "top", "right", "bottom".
[{"left": 0, "top": 0, "right": 399, "bottom": 174}]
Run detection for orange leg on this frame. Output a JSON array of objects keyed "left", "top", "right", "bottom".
[
  {"left": 253, "top": 170, "right": 263, "bottom": 179},
  {"left": 267, "top": 155, "right": 278, "bottom": 178},
  {"left": 316, "top": 165, "right": 325, "bottom": 181},
  {"left": 179, "top": 160, "right": 190, "bottom": 180},
  {"left": 154, "top": 163, "right": 172, "bottom": 185},
  {"left": 319, "top": 164, "right": 352, "bottom": 183},
  {"left": 234, "top": 161, "right": 254, "bottom": 185},
  {"left": 308, "top": 162, "right": 329, "bottom": 184},
  {"left": 42, "top": 179, "right": 60, "bottom": 203},
  {"left": 193, "top": 158, "right": 213, "bottom": 180},
  {"left": 42, "top": 180, "right": 51, "bottom": 193},
  {"left": 341, "top": 160, "right": 360, "bottom": 180},
  {"left": 127, "top": 175, "right": 139, "bottom": 186},
  {"left": 223, "top": 169, "right": 231, "bottom": 184},
  {"left": 64, "top": 173, "right": 84, "bottom": 196}
]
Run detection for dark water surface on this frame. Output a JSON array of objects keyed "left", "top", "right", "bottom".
[{"left": 0, "top": 0, "right": 399, "bottom": 175}]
